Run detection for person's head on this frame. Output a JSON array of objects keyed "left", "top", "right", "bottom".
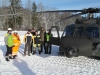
[
  {"left": 8, "top": 28, "right": 12, "bottom": 34},
  {"left": 13, "top": 30, "right": 18, "bottom": 35},
  {"left": 41, "top": 27, "right": 44, "bottom": 31},
  {"left": 27, "top": 29, "right": 31, "bottom": 34},
  {"left": 31, "top": 28, "right": 35, "bottom": 32},
  {"left": 35, "top": 31, "right": 38, "bottom": 35},
  {"left": 47, "top": 29, "right": 50, "bottom": 33}
]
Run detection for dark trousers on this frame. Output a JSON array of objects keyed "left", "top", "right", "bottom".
[
  {"left": 45, "top": 42, "right": 51, "bottom": 54},
  {"left": 30, "top": 43, "right": 33, "bottom": 53},
  {"left": 5, "top": 45, "right": 12, "bottom": 56},
  {"left": 24, "top": 43, "right": 31, "bottom": 55},
  {"left": 41, "top": 41, "right": 46, "bottom": 52}
]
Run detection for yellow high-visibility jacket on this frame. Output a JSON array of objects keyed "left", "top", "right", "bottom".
[
  {"left": 12, "top": 34, "right": 21, "bottom": 55},
  {"left": 23, "top": 33, "right": 34, "bottom": 43}
]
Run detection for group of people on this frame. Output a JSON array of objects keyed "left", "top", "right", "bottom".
[
  {"left": 23, "top": 27, "right": 52, "bottom": 56},
  {"left": 4, "top": 27, "right": 52, "bottom": 61},
  {"left": 4, "top": 28, "right": 21, "bottom": 61}
]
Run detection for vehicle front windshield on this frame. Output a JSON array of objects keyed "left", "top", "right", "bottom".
[
  {"left": 62, "top": 26, "right": 75, "bottom": 37},
  {"left": 74, "top": 27, "right": 84, "bottom": 37},
  {"left": 83, "top": 27, "right": 99, "bottom": 38}
]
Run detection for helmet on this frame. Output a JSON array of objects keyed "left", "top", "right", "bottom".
[
  {"left": 8, "top": 28, "right": 12, "bottom": 30},
  {"left": 14, "top": 30, "right": 17, "bottom": 33}
]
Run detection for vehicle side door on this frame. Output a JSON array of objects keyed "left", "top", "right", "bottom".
[{"left": 50, "top": 26, "right": 60, "bottom": 46}]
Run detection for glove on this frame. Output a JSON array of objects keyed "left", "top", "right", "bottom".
[
  {"left": 12, "top": 45, "right": 15, "bottom": 47},
  {"left": 17, "top": 38, "right": 20, "bottom": 41}
]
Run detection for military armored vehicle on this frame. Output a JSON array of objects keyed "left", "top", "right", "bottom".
[{"left": 50, "top": 8, "right": 100, "bottom": 58}]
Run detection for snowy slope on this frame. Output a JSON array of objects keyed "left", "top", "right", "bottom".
[{"left": 0, "top": 31, "right": 100, "bottom": 75}]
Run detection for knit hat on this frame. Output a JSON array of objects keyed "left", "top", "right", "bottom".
[{"left": 28, "top": 29, "right": 31, "bottom": 32}]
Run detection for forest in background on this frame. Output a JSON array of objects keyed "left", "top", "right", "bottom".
[{"left": 0, "top": 0, "right": 81, "bottom": 31}]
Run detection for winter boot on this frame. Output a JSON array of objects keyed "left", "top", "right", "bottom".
[
  {"left": 13, "top": 55, "right": 17, "bottom": 59},
  {"left": 39, "top": 50, "right": 41, "bottom": 54},
  {"left": 9, "top": 54, "right": 14, "bottom": 59},
  {"left": 6, "top": 58, "right": 9, "bottom": 61},
  {"left": 23, "top": 54, "right": 26, "bottom": 56},
  {"left": 33, "top": 49, "right": 36, "bottom": 55},
  {"left": 5, "top": 56, "right": 9, "bottom": 61},
  {"left": 9, "top": 56, "right": 14, "bottom": 59},
  {"left": 32, "top": 52, "right": 36, "bottom": 55},
  {"left": 28, "top": 54, "right": 30, "bottom": 56}
]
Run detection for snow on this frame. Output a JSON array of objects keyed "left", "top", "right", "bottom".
[{"left": 0, "top": 31, "right": 100, "bottom": 75}]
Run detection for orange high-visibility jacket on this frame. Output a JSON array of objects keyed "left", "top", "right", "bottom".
[{"left": 12, "top": 34, "right": 21, "bottom": 55}]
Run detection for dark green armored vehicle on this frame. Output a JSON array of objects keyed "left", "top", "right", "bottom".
[{"left": 50, "top": 8, "right": 100, "bottom": 57}]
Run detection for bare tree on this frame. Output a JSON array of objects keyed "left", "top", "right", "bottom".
[
  {"left": 37, "top": 3, "right": 59, "bottom": 30},
  {"left": 0, "top": 0, "right": 9, "bottom": 30},
  {"left": 25, "top": 0, "right": 32, "bottom": 28}
]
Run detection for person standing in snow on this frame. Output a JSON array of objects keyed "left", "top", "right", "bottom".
[
  {"left": 45, "top": 29, "right": 53, "bottom": 54},
  {"left": 4, "top": 28, "right": 14, "bottom": 61},
  {"left": 12, "top": 30, "right": 21, "bottom": 58},
  {"left": 23, "top": 29, "right": 34, "bottom": 56},
  {"left": 30, "top": 28, "right": 36, "bottom": 53},
  {"left": 33, "top": 31, "right": 41, "bottom": 55},
  {"left": 40, "top": 27, "right": 46, "bottom": 53}
]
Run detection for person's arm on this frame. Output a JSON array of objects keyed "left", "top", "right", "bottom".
[
  {"left": 39, "top": 31, "right": 41, "bottom": 40},
  {"left": 17, "top": 34, "right": 20, "bottom": 41},
  {"left": 32, "top": 35, "right": 34, "bottom": 44},
  {"left": 38, "top": 34, "right": 41, "bottom": 41},
  {"left": 23, "top": 35, "right": 26, "bottom": 43},
  {"left": 4, "top": 34, "right": 8, "bottom": 45},
  {"left": 17, "top": 34, "right": 21, "bottom": 46},
  {"left": 44, "top": 32, "right": 47, "bottom": 42}
]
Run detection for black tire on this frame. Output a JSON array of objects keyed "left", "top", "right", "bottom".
[
  {"left": 68, "top": 50, "right": 74, "bottom": 58},
  {"left": 65, "top": 47, "right": 75, "bottom": 58}
]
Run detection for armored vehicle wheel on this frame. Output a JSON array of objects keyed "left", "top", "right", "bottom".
[
  {"left": 67, "top": 50, "right": 73, "bottom": 58},
  {"left": 65, "top": 47, "right": 75, "bottom": 58}
]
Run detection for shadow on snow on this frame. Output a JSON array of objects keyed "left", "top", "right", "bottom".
[
  {"left": 0, "top": 44, "right": 6, "bottom": 57},
  {"left": 13, "top": 58, "right": 36, "bottom": 75}
]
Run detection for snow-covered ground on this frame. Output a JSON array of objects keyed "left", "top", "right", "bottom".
[{"left": 0, "top": 31, "right": 100, "bottom": 75}]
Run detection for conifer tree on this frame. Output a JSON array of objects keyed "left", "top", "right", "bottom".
[
  {"left": 7, "top": 0, "right": 22, "bottom": 30},
  {"left": 31, "top": 2, "right": 40, "bottom": 30}
]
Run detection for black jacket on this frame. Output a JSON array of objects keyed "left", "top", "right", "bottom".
[
  {"left": 34, "top": 34, "right": 41, "bottom": 44},
  {"left": 31, "top": 32, "right": 36, "bottom": 36}
]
